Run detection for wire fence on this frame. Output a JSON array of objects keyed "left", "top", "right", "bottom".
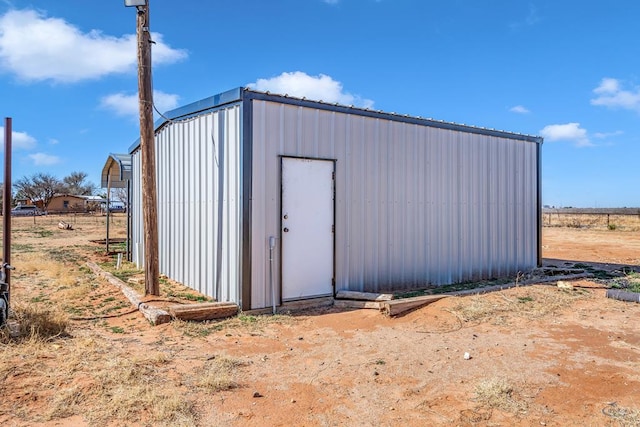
[{"left": 542, "top": 209, "right": 640, "bottom": 230}]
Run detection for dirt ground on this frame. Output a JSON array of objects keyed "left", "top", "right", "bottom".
[{"left": 1, "top": 215, "right": 640, "bottom": 426}]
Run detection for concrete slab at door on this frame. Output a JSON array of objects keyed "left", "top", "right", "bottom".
[{"left": 281, "top": 157, "right": 334, "bottom": 301}]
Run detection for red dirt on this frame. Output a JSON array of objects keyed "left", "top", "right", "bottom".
[{"left": 2, "top": 221, "right": 640, "bottom": 426}]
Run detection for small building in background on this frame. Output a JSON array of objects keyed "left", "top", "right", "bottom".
[
  {"left": 83, "top": 195, "right": 106, "bottom": 213},
  {"left": 100, "top": 153, "right": 133, "bottom": 259},
  {"left": 129, "top": 88, "right": 543, "bottom": 311},
  {"left": 46, "top": 194, "right": 88, "bottom": 213}
]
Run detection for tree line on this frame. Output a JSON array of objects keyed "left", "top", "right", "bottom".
[{"left": 2, "top": 171, "right": 97, "bottom": 211}]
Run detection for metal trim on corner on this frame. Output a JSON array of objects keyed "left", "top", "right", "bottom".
[
  {"left": 240, "top": 93, "right": 254, "bottom": 311},
  {"left": 536, "top": 140, "right": 543, "bottom": 266}
]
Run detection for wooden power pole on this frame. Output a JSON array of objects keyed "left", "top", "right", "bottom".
[
  {"left": 136, "top": 1, "right": 160, "bottom": 295},
  {"left": 3, "top": 118, "right": 12, "bottom": 306}
]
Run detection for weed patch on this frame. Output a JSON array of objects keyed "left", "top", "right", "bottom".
[
  {"left": 474, "top": 377, "right": 528, "bottom": 414},
  {"left": 196, "top": 355, "right": 248, "bottom": 392},
  {"left": 0, "top": 303, "right": 69, "bottom": 343},
  {"left": 394, "top": 277, "right": 513, "bottom": 299},
  {"left": 602, "top": 403, "right": 640, "bottom": 426},
  {"left": 173, "top": 313, "right": 293, "bottom": 338},
  {"left": 12, "top": 243, "right": 35, "bottom": 252},
  {"left": 34, "top": 229, "right": 54, "bottom": 238},
  {"left": 610, "top": 272, "right": 640, "bottom": 293},
  {"left": 449, "top": 286, "right": 591, "bottom": 325},
  {"left": 46, "top": 248, "right": 81, "bottom": 264},
  {"left": 168, "top": 292, "right": 210, "bottom": 302},
  {"left": 85, "top": 353, "right": 198, "bottom": 426}
]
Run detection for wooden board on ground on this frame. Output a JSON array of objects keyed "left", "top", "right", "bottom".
[
  {"left": 335, "top": 290, "right": 393, "bottom": 301},
  {"left": 333, "top": 300, "right": 382, "bottom": 310},
  {"left": 382, "top": 295, "right": 449, "bottom": 317},
  {"left": 86, "top": 261, "right": 171, "bottom": 325},
  {"left": 89, "top": 238, "right": 127, "bottom": 244},
  {"left": 168, "top": 302, "right": 238, "bottom": 321}
]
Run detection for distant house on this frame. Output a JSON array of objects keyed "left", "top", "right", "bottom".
[
  {"left": 13, "top": 198, "right": 30, "bottom": 207},
  {"left": 84, "top": 195, "right": 107, "bottom": 213},
  {"left": 46, "top": 195, "right": 87, "bottom": 213}
]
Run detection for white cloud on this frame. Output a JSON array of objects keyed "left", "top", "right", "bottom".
[
  {"left": 0, "top": 127, "right": 37, "bottom": 149},
  {"left": 152, "top": 91, "right": 181, "bottom": 114},
  {"left": 593, "top": 130, "right": 623, "bottom": 139},
  {"left": 540, "top": 123, "right": 592, "bottom": 147},
  {"left": 590, "top": 78, "right": 640, "bottom": 112},
  {"left": 324, "top": 0, "right": 339, "bottom": 4},
  {"left": 0, "top": 9, "right": 187, "bottom": 83},
  {"left": 28, "top": 152, "right": 60, "bottom": 165},
  {"left": 100, "top": 90, "right": 180, "bottom": 118},
  {"left": 510, "top": 4, "right": 540, "bottom": 29},
  {"left": 509, "top": 105, "right": 530, "bottom": 114},
  {"left": 248, "top": 71, "right": 374, "bottom": 108},
  {"left": 48, "top": 138, "right": 59, "bottom": 145}
]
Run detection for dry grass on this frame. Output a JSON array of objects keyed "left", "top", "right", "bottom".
[
  {"left": 474, "top": 378, "right": 528, "bottom": 415},
  {"left": 449, "top": 286, "right": 592, "bottom": 325},
  {"left": 611, "top": 272, "right": 640, "bottom": 293},
  {"left": 0, "top": 303, "right": 69, "bottom": 343},
  {"left": 543, "top": 213, "right": 640, "bottom": 231},
  {"left": 12, "top": 258, "right": 132, "bottom": 319},
  {"left": 172, "top": 313, "right": 293, "bottom": 338},
  {"left": 12, "top": 252, "right": 80, "bottom": 288},
  {"left": 0, "top": 215, "right": 206, "bottom": 426},
  {"left": 86, "top": 353, "right": 199, "bottom": 426},
  {"left": 0, "top": 332, "right": 200, "bottom": 426},
  {"left": 4, "top": 213, "right": 637, "bottom": 425},
  {"left": 196, "top": 355, "right": 248, "bottom": 392}
]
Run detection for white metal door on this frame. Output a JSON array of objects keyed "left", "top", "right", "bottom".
[{"left": 281, "top": 157, "right": 334, "bottom": 301}]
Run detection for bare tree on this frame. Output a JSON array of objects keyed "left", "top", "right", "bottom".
[
  {"left": 62, "top": 171, "right": 97, "bottom": 196},
  {"left": 111, "top": 187, "right": 128, "bottom": 204},
  {"left": 14, "top": 173, "right": 63, "bottom": 210}
]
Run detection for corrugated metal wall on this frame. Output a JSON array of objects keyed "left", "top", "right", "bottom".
[
  {"left": 250, "top": 100, "right": 538, "bottom": 307},
  {"left": 131, "top": 104, "right": 242, "bottom": 303}
]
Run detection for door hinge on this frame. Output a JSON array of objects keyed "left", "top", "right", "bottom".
[
  {"left": 332, "top": 224, "right": 335, "bottom": 233},
  {"left": 332, "top": 171, "right": 335, "bottom": 180}
]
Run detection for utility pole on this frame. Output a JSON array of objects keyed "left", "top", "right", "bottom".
[
  {"left": 132, "top": 0, "right": 160, "bottom": 295},
  {"left": 3, "top": 118, "right": 12, "bottom": 305}
]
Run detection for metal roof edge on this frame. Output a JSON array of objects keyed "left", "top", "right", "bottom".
[
  {"left": 128, "top": 86, "right": 543, "bottom": 153},
  {"left": 102, "top": 152, "right": 133, "bottom": 188},
  {"left": 242, "top": 88, "right": 543, "bottom": 143},
  {"left": 160, "top": 87, "right": 242, "bottom": 122},
  {"left": 128, "top": 87, "right": 243, "bottom": 153}
]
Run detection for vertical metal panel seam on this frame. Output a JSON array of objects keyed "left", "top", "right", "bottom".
[{"left": 241, "top": 95, "right": 253, "bottom": 311}]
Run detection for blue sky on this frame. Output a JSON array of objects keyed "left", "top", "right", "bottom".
[{"left": 0, "top": 0, "right": 638, "bottom": 207}]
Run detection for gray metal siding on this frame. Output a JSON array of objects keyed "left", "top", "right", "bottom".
[
  {"left": 131, "top": 104, "right": 242, "bottom": 303},
  {"left": 250, "top": 100, "right": 538, "bottom": 306},
  {"left": 131, "top": 150, "right": 143, "bottom": 266}
]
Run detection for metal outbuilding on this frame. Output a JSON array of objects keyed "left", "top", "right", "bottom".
[
  {"left": 129, "top": 88, "right": 543, "bottom": 311},
  {"left": 101, "top": 153, "right": 132, "bottom": 189},
  {"left": 101, "top": 153, "right": 132, "bottom": 258}
]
